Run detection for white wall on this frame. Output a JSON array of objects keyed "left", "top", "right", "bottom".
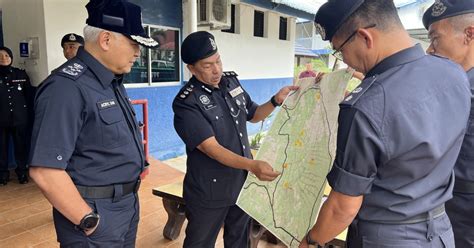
[
  {"left": 398, "top": 1, "right": 434, "bottom": 30},
  {"left": 201, "top": 3, "right": 296, "bottom": 80},
  {"left": 1, "top": 0, "right": 48, "bottom": 86},
  {"left": 43, "top": 0, "right": 88, "bottom": 73}
]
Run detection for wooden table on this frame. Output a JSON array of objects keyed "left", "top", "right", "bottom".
[{"left": 153, "top": 181, "right": 346, "bottom": 247}]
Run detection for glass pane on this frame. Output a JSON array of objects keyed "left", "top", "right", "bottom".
[
  {"left": 125, "top": 45, "right": 148, "bottom": 84},
  {"left": 149, "top": 27, "right": 180, "bottom": 83}
]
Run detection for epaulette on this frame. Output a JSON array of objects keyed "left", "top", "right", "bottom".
[
  {"left": 176, "top": 83, "right": 195, "bottom": 100},
  {"left": 340, "top": 75, "right": 377, "bottom": 107},
  {"left": 223, "top": 71, "right": 238, "bottom": 77},
  {"left": 57, "top": 61, "right": 87, "bottom": 80}
]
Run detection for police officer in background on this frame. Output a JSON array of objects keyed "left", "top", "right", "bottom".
[
  {"left": 0, "top": 46, "right": 34, "bottom": 185},
  {"left": 300, "top": 0, "right": 471, "bottom": 247},
  {"left": 173, "top": 31, "right": 298, "bottom": 247},
  {"left": 61, "top": 33, "right": 84, "bottom": 60},
  {"left": 29, "top": 0, "right": 158, "bottom": 246},
  {"left": 423, "top": 1, "right": 474, "bottom": 247}
]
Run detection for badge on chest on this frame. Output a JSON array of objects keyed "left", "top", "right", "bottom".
[{"left": 229, "top": 86, "right": 243, "bottom": 98}]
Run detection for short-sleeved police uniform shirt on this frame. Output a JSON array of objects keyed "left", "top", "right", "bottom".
[
  {"left": 327, "top": 44, "right": 471, "bottom": 222},
  {"left": 29, "top": 48, "right": 145, "bottom": 186},
  {"left": 173, "top": 73, "right": 258, "bottom": 208},
  {"left": 454, "top": 68, "right": 474, "bottom": 182}
]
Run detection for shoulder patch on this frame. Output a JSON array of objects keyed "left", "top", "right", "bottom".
[
  {"left": 176, "top": 83, "right": 195, "bottom": 100},
  {"left": 58, "top": 62, "right": 87, "bottom": 80},
  {"left": 340, "top": 76, "right": 378, "bottom": 107}
]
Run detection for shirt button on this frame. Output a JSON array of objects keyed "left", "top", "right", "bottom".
[
  {"left": 215, "top": 116, "right": 219, "bottom": 120},
  {"left": 212, "top": 179, "right": 217, "bottom": 182},
  {"left": 230, "top": 107, "right": 234, "bottom": 112},
  {"left": 240, "top": 133, "right": 243, "bottom": 137},
  {"left": 57, "top": 155, "right": 63, "bottom": 161},
  {"left": 10, "top": 109, "right": 13, "bottom": 112},
  {"left": 235, "top": 120, "right": 239, "bottom": 125},
  {"left": 243, "top": 145, "right": 246, "bottom": 149}
]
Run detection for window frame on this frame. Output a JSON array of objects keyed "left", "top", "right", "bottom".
[{"left": 125, "top": 24, "right": 182, "bottom": 88}]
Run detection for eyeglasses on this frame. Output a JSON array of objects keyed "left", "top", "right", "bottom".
[{"left": 332, "top": 24, "right": 377, "bottom": 61}]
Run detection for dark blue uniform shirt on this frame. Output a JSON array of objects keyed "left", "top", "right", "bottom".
[
  {"left": 454, "top": 68, "right": 474, "bottom": 182},
  {"left": 173, "top": 72, "right": 258, "bottom": 208},
  {"left": 29, "top": 48, "right": 144, "bottom": 186},
  {"left": 327, "top": 44, "right": 471, "bottom": 222}
]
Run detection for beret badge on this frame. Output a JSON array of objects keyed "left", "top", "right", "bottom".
[
  {"left": 315, "top": 23, "right": 326, "bottom": 40},
  {"left": 431, "top": 0, "right": 447, "bottom": 17}
]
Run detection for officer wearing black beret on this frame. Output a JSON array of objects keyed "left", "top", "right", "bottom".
[
  {"left": 173, "top": 30, "right": 298, "bottom": 247},
  {"left": 61, "top": 33, "right": 84, "bottom": 60},
  {"left": 0, "top": 46, "right": 34, "bottom": 185},
  {"left": 423, "top": 1, "right": 474, "bottom": 247},
  {"left": 300, "top": 0, "right": 471, "bottom": 247},
  {"left": 29, "top": 0, "right": 157, "bottom": 246}
]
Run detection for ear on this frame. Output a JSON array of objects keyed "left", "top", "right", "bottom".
[
  {"left": 187, "top": 64, "right": 195, "bottom": 75},
  {"left": 98, "top": 31, "right": 112, "bottom": 51},
  {"left": 464, "top": 25, "right": 474, "bottom": 44},
  {"left": 357, "top": 28, "right": 374, "bottom": 49}
]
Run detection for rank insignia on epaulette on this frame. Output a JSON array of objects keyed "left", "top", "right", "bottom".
[
  {"left": 341, "top": 76, "right": 377, "bottom": 106},
  {"left": 59, "top": 62, "right": 86, "bottom": 79}
]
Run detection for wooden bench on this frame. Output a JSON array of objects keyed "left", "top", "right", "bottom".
[{"left": 153, "top": 181, "right": 346, "bottom": 247}]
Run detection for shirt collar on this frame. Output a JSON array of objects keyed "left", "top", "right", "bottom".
[
  {"left": 76, "top": 47, "right": 115, "bottom": 89},
  {"left": 190, "top": 76, "right": 226, "bottom": 94},
  {"left": 365, "top": 44, "right": 425, "bottom": 78}
]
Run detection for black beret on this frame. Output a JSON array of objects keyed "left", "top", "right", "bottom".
[
  {"left": 314, "top": 0, "right": 365, "bottom": 41},
  {"left": 61, "top": 33, "right": 84, "bottom": 47},
  {"left": 181, "top": 31, "right": 218, "bottom": 64},
  {"left": 423, "top": 0, "right": 474, "bottom": 30},
  {"left": 85, "top": 0, "right": 158, "bottom": 48}
]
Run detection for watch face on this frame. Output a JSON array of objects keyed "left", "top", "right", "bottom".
[{"left": 83, "top": 215, "right": 99, "bottom": 229}]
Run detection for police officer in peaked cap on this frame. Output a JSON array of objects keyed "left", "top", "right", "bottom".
[
  {"left": 423, "top": 1, "right": 474, "bottom": 247},
  {"left": 29, "top": 0, "right": 158, "bottom": 246},
  {"left": 300, "top": 0, "right": 471, "bottom": 247},
  {"left": 173, "top": 30, "right": 298, "bottom": 247},
  {"left": 61, "top": 33, "right": 84, "bottom": 60}
]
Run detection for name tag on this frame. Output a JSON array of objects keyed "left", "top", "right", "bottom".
[
  {"left": 229, "top": 86, "right": 243, "bottom": 98},
  {"left": 12, "top": 79, "right": 26, "bottom": 83},
  {"left": 97, "top": 100, "right": 117, "bottom": 109}
]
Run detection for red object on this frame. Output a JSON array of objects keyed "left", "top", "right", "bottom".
[{"left": 131, "top": 99, "right": 150, "bottom": 179}]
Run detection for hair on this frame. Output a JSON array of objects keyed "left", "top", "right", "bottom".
[
  {"left": 83, "top": 25, "right": 119, "bottom": 43},
  {"left": 334, "top": 0, "right": 404, "bottom": 40},
  {"left": 448, "top": 13, "right": 474, "bottom": 34}
]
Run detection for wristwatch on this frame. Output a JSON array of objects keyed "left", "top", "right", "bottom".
[
  {"left": 76, "top": 211, "right": 100, "bottom": 232},
  {"left": 306, "top": 232, "right": 323, "bottom": 247},
  {"left": 270, "top": 95, "right": 281, "bottom": 107}
]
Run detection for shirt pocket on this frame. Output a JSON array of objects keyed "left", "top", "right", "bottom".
[
  {"left": 203, "top": 169, "right": 232, "bottom": 201},
  {"left": 362, "top": 237, "right": 421, "bottom": 248},
  {"left": 98, "top": 106, "right": 130, "bottom": 148}
]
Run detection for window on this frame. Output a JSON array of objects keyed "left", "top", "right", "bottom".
[
  {"left": 125, "top": 25, "right": 180, "bottom": 85},
  {"left": 279, "top": 17, "right": 288, "bottom": 40},
  {"left": 254, "top": 10, "right": 264, "bottom": 37},
  {"left": 222, "top": 4, "right": 236, "bottom": 33}
]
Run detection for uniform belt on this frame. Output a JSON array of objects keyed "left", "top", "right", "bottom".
[
  {"left": 364, "top": 204, "right": 445, "bottom": 225},
  {"left": 76, "top": 180, "right": 141, "bottom": 199},
  {"left": 453, "top": 177, "right": 474, "bottom": 193}
]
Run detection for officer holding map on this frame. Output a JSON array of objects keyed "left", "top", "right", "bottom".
[
  {"left": 172, "top": 31, "right": 297, "bottom": 247},
  {"left": 299, "top": 0, "right": 471, "bottom": 247}
]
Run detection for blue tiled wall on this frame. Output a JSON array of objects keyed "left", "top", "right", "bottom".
[{"left": 127, "top": 77, "right": 293, "bottom": 160}]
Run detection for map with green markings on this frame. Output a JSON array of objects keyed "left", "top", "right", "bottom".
[{"left": 237, "top": 69, "right": 351, "bottom": 247}]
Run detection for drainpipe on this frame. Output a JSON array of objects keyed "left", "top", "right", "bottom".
[{"left": 182, "top": 0, "right": 198, "bottom": 81}]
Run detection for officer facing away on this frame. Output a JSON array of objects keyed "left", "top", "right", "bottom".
[
  {"left": 300, "top": 0, "right": 471, "bottom": 247},
  {"left": 29, "top": 0, "right": 158, "bottom": 246},
  {"left": 423, "top": 1, "right": 474, "bottom": 247},
  {"left": 61, "top": 33, "right": 84, "bottom": 60},
  {"left": 173, "top": 31, "right": 298, "bottom": 247}
]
